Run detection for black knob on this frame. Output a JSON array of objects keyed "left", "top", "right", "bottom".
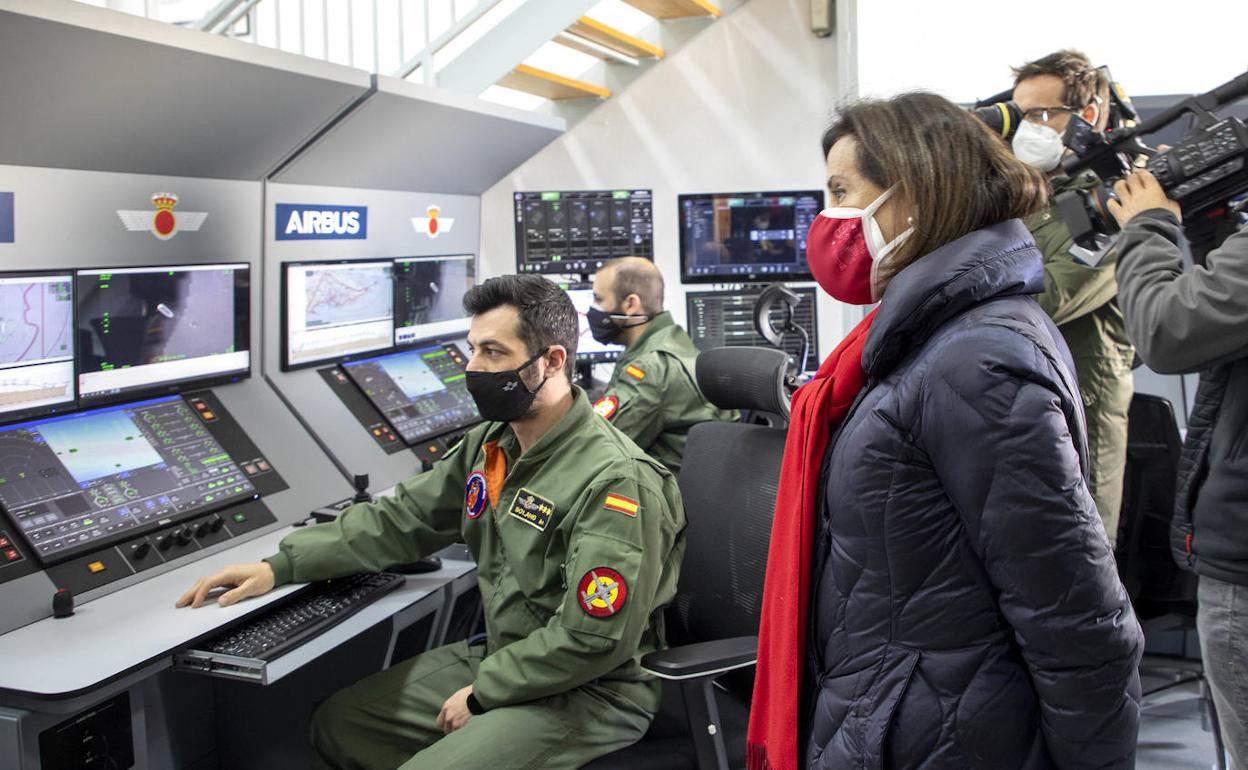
[
  {"left": 175, "top": 528, "right": 192, "bottom": 547},
  {"left": 209, "top": 515, "right": 224, "bottom": 533},
  {"left": 132, "top": 541, "right": 151, "bottom": 560},
  {"left": 156, "top": 534, "right": 172, "bottom": 552},
  {"left": 53, "top": 588, "right": 74, "bottom": 618},
  {"left": 194, "top": 522, "right": 210, "bottom": 539},
  {"left": 352, "top": 473, "right": 372, "bottom": 504}
]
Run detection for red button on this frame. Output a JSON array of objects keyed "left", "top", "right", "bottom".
[
  {"left": 256, "top": 460, "right": 271, "bottom": 472},
  {"left": 0, "top": 537, "right": 9, "bottom": 548},
  {"left": 4, "top": 549, "right": 19, "bottom": 562},
  {"left": 193, "top": 401, "right": 207, "bottom": 410}
]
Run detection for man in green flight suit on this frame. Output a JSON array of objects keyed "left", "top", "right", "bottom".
[
  {"left": 176, "top": 274, "right": 687, "bottom": 770},
  {"left": 586, "top": 257, "right": 737, "bottom": 475},
  {"left": 1010, "top": 50, "right": 1135, "bottom": 545}
]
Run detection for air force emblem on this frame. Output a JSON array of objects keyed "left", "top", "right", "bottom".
[{"left": 117, "top": 193, "right": 207, "bottom": 240}]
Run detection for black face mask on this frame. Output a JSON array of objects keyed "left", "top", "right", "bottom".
[
  {"left": 586, "top": 305, "right": 650, "bottom": 345},
  {"left": 464, "top": 350, "right": 548, "bottom": 423}
]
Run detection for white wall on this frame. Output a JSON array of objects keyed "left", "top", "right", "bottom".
[
  {"left": 478, "top": 0, "right": 850, "bottom": 357},
  {"left": 856, "top": 0, "right": 1248, "bottom": 103}
]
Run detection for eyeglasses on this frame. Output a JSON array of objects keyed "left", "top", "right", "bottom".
[{"left": 1023, "top": 106, "right": 1079, "bottom": 125}]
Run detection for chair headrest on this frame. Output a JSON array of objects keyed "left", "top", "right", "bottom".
[{"left": 695, "top": 346, "right": 791, "bottom": 419}]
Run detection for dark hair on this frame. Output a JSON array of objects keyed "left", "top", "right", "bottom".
[
  {"left": 463, "top": 275, "right": 578, "bottom": 378},
  {"left": 1012, "top": 49, "right": 1108, "bottom": 111},
  {"left": 602, "top": 257, "right": 664, "bottom": 315},
  {"left": 820, "top": 91, "right": 1048, "bottom": 284}
]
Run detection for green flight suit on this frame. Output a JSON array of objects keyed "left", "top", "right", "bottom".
[
  {"left": 593, "top": 312, "right": 738, "bottom": 475},
  {"left": 263, "top": 387, "right": 687, "bottom": 769},
  {"left": 1024, "top": 174, "right": 1135, "bottom": 544}
]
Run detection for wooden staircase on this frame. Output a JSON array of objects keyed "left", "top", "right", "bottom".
[{"left": 497, "top": 0, "right": 725, "bottom": 105}]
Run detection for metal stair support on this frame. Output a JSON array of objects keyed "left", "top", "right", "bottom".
[{"left": 433, "top": 0, "right": 600, "bottom": 96}]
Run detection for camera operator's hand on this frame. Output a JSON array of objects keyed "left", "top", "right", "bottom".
[{"left": 1108, "top": 170, "right": 1182, "bottom": 226}]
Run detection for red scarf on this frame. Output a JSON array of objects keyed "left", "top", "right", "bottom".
[{"left": 747, "top": 309, "right": 878, "bottom": 770}]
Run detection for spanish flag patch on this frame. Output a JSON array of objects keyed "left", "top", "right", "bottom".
[
  {"left": 624, "top": 364, "right": 646, "bottom": 381},
  {"left": 604, "top": 493, "right": 639, "bottom": 517}
]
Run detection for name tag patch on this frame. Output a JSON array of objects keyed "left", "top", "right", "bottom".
[{"left": 508, "top": 488, "right": 555, "bottom": 531}]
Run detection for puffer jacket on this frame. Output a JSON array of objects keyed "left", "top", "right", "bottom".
[{"left": 806, "top": 220, "right": 1144, "bottom": 769}]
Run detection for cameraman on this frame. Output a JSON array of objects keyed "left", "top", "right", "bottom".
[
  {"left": 1111, "top": 170, "right": 1248, "bottom": 767},
  {"left": 1011, "top": 50, "right": 1135, "bottom": 545}
]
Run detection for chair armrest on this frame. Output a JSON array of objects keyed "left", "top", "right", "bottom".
[{"left": 640, "top": 635, "right": 757, "bottom": 681}]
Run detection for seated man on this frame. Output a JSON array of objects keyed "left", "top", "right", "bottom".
[
  {"left": 177, "top": 274, "right": 687, "bottom": 770},
  {"left": 588, "top": 257, "right": 737, "bottom": 474}
]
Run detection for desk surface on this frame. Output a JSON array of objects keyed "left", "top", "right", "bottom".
[{"left": 0, "top": 525, "right": 475, "bottom": 698}]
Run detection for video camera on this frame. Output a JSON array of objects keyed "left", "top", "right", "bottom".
[
  {"left": 1057, "top": 70, "right": 1248, "bottom": 252},
  {"left": 973, "top": 70, "right": 1248, "bottom": 256}
]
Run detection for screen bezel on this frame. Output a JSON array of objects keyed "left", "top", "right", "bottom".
[
  {"left": 513, "top": 189, "right": 655, "bottom": 276},
  {"left": 0, "top": 269, "right": 79, "bottom": 425},
  {"left": 684, "top": 285, "right": 820, "bottom": 363},
  {"left": 392, "top": 253, "right": 477, "bottom": 349},
  {"left": 677, "top": 189, "right": 824, "bottom": 285},
  {"left": 74, "top": 262, "right": 252, "bottom": 408},
  {"left": 0, "top": 393, "right": 259, "bottom": 565},
  {"left": 280, "top": 257, "right": 398, "bottom": 372},
  {"left": 340, "top": 343, "right": 480, "bottom": 446}
]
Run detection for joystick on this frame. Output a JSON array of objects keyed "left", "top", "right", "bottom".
[
  {"left": 352, "top": 473, "right": 373, "bottom": 504},
  {"left": 53, "top": 588, "right": 74, "bottom": 618}
]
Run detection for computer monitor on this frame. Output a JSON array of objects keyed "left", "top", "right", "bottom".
[
  {"left": 0, "top": 271, "right": 76, "bottom": 422},
  {"left": 563, "top": 284, "right": 625, "bottom": 363},
  {"left": 514, "top": 190, "right": 654, "bottom": 275},
  {"left": 686, "top": 286, "right": 820, "bottom": 371},
  {"left": 282, "top": 259, "right": 394, "bottom": 370},
  {"left": 341, "top": 343, "right": 479, "bottom": 446},
  {"left": 76, "top": 264, "right": 251, "bottom": 405},
  {"left": 393, "top": 254, "right": 475, "bottom": 346},
  {"left": 0, "top": 394, "right": 257, "bottom": 564},
  {"left": 679, "top": 190, "right": 824, "bottom": 283}
]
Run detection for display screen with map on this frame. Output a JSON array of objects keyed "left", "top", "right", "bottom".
[
  {"left": 76, "top": 264, "right": 251, "bottom": 404},
  {"left": 0, "top": 272, "right": 76, "bottom": 421},
  {"left": 282, "top": 260, "right": 395, "bottom": 370}
]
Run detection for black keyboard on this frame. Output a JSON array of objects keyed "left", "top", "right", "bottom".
[{"left": 204, "top": 572, "right": 405, "bottom": 661}]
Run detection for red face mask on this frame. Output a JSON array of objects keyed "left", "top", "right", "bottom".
[{"left": 806, "top": 187, "right": 912, "bottom": 305}]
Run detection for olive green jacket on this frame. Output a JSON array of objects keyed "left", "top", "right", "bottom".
[
  {"left": 594, "top": 312, "right": 738, "bottom": 475},
  {"left": 1024, "top": 174, "right": 1135, "bottom": 542},
  {"left": 265, "top": 387, "right": 686, "bottom": 712}
]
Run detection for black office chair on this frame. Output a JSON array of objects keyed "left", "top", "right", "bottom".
[
  {"left": 1115, "top": 393, "right": 1225, "bottom": 769},
  {"left": 586, "top": 346, "right": 790, "bottom": 770}
]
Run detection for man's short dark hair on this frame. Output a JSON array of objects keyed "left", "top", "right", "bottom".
[
  {"left": 1012, "top": 49, "right": 1107, "bottom": 110},
  {"left": 463, "top": 275, "right": 578, "bottom": 378},
  {"left": 604, "top": 257, "right": 664, "bottom": 316}
]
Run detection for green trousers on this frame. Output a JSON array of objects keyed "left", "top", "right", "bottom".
[{"left": 310, "top": 641, "right": 655, "bottom": 769}]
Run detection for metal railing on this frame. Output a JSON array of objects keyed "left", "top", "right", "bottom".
[{"left": 189, "top": 0, "right": 508, "bottom": 82}]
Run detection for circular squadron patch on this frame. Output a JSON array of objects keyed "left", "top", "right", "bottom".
[
  {"left": 592, "top": 395, "right": 619, "bottom": 420},
  {"left": 465, "top": 471, "right": 488, "bottom": 519},
  {"left": 577, "top": 567, "right": 628, "bottom": 618}
]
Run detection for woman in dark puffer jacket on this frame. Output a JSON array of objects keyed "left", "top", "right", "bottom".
[{"left": 748, "top": 93, "right": 1144, "bottom": 770}]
